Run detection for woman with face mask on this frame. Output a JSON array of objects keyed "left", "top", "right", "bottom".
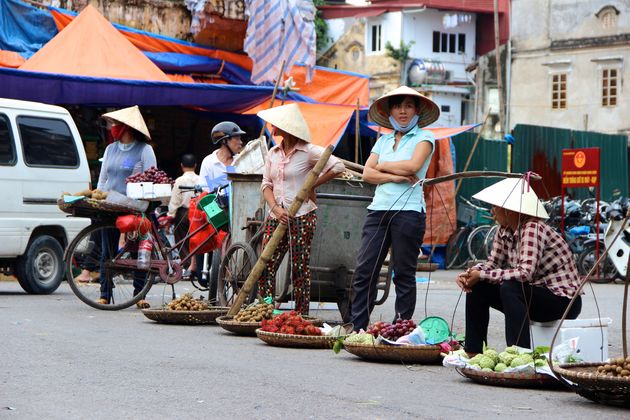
[
  {"left": 97, "top": 106, "right": 157, "bottom": 195},
  {"left": 96, "top": 106, "right": 157, "bottom": 307},
  {"left": 350, "top": 86, "right": 440, "bottom": 331}
]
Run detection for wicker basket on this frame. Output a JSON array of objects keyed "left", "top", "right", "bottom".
[
  {"left": 57, "top": 198, "right": 144, "bottom": 218},
  {"left": 343, "top": 342, "right": 443, "bottom": 364},
  {"left": 552, "top": 362, "right": 630, "bottom": 407},
  {"left": 255, "top": 329, "right": 337, "bottom": 349},
  {"left": 457, "top": 367, "right": 562, "bottom": 389},
  {"left": 217, "top": 315, "right": 323, "bottom": 336},
  {"left": 141, "top": 307, "right": 229, "bottom": 325}
]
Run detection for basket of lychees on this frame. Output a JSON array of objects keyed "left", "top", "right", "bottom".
[{"left": 255, "top": 311, "right": 336, "bottom": 349}]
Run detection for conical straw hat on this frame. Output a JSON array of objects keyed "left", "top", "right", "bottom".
[
  {"left": 472, "top": 177, "right": 549, "bottom": 219},
  {"left": 102, "top": 106, "right": 151, "bottom": 140},
  {"left": 257, "top": 103, "right": 311, "bottom": 143},
  {"left": 368, "top": 86, "right": 440, "bottom": 129}
]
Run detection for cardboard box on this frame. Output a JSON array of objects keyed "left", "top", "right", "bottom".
[{"left": 126, "top": 182, "right": 172, "bottom": 199}]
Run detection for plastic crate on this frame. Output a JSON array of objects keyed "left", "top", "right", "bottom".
[{"left": 198, "top": 194, "right": 228, "bottom": 229}]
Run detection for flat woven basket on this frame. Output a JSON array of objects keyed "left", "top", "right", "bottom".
[
  {"left": 57, "top": 198, "right": 141, "bottom": 218},
  {"left": 457, "top": 367, "right": 562, "bottom": 389},
  {"left": 552, "top": 362, "right": 630, "bottom": 407},
  {"left": 343, "top": 342, "right": 443, "bottom": 364},
  {"left": 217, "top": 315, "right": 323, "bottom": 336},
  {"left": 141, "top": 307, "right": 229, "bottom": 325},
  {"left": 255, "top": 329, "right": 337, "bottom": 349}
]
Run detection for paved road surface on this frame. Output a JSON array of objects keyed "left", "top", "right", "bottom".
[{"left": 1, "top": 271, "right": 628, "bottom": 419}]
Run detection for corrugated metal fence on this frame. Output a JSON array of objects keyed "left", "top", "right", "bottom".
[
  {"left": 512, "top": 124, "right": 628, "bottom": 200},
  {"left": 452, "top": 131, "right": 508, "bottom": 205}
]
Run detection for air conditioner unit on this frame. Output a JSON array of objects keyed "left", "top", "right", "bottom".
[{"left": 407, "top": 59, "right": 447, "bottom": 86}]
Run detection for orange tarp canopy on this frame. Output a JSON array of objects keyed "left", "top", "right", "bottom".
[
  {"left": 245, "top": 101, "right": 355, "bottom": 148},
  {"left": 48, "top": 7, "right": 368, "bottom": 106},
  {"left": 49, "top": 8, "right": 253, "bottom": 72},
  {"left": 0, "top": 50, "right": 26, "bottom": 68},
  {"left": 424, "top": 138, "right": 457, "bottom": 245},
  {"left": 289, "top": 66, "right": 369, "bottom": 107},
  {"left": 22, "top": 5, "right": 169, "bottom": 82}
]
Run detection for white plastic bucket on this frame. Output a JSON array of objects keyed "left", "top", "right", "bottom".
[{"left": 530, "top": 318, "right": 613, "bottom": 362}]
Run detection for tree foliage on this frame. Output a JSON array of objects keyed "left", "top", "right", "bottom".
[
  {"left": 385, "top": 40, "right": 415, "bottom": 63},
  {"left": 313, "top": 0, "right": 330, "bottom": 54}
]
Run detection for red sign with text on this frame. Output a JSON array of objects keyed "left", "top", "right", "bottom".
[{"left": 561, "top": 148, "right": 600, "bottom": 187}]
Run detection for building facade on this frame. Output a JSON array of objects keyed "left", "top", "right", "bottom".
[
  {"left": 510, "top": 0, "right": 630, "bottom": 135},
  {"left": 320, "top": 0, "right": 508, "bottom": 127}
]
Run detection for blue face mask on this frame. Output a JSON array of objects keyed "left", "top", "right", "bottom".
[{"left": 389, "top": 114, "right": 419, "bottom": 134}]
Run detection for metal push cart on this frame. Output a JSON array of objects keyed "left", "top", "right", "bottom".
[{"left": 217, "top": 173, "right": 393, "bottom": 321}]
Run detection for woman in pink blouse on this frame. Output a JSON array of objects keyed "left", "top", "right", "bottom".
[{"left": 257, "top": 103, "right": 345, "bottom": 314}]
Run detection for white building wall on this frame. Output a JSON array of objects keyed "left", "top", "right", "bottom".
[
  {"left": 365, "top": 12, "right": 402, "bottom": 57},
  {"left": 402, "top": 9, "right": 476, "bottom": 82},
  {"left": 431, "top": 92, "right": 463, "bottom": 127}
]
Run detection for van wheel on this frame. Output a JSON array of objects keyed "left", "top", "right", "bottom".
[{"left": 15, "top": 235, "right": 64, "bottom": 294}]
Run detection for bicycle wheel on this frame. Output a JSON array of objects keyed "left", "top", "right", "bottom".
[
  {"left": 484, "top": 224, "right": 499, "bottom": 257},
  {"left": 445, "top": 227, "right": 471, "bottom": 269},
  {"left": 65, "top": 222, "right": 155, "bottom": 310},
  {"left": 217, "top": 241, "right": 257, "bottom": 306},
  {"left": 576, "top": 242, "right": 618, "bottom": 283},
  {"left": 467, "top": 225, "right": 491, "bottom": 261}
]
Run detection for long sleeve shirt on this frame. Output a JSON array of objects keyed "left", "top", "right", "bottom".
[
  {"left": 473, "top": 219, "right": 580, "bottom": 299},
  {"left": 97, "top": 141, "right": 157, "bottom": 194},
  {"left": 261, "top": 142, "right": 345, "bottom": 218},
  {"left": 167, "top": 171, "right": 203, "bottom": 218}
]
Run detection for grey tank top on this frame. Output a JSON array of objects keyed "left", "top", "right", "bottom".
[{"left": 97, "top": 142, "right": 157, "bottom": 194}]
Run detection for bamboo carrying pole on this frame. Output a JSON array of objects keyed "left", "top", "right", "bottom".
[
  {"left": 453, "top": 112, "right": 491, "bottom": 198},
  {"left": 354, "top": 98, "right": 360, "bottom": 163},
  {"left": 228, "top": 145, "right": 335, "bottom": 315}
]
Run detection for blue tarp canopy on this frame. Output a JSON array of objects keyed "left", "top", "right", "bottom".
[
  {"left": 0, "top": 67, "right": 308, "bottom": 112},
  {"left": 0, "top": 0, "right": 58, "bottom": 57}
]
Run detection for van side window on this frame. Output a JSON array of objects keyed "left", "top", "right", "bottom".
[
  {"left": 18, "top": 116, "right": 79, "bottom": 168},
  {"left": 0, "top": 114, "right": 16, "bottom": 165}
]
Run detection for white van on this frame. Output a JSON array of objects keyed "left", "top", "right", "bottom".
[{"left": 0, "top": 98, "right": 91, "bottom": 294}]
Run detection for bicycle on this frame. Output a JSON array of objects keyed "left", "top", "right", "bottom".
[{"left": 64, "top": 186, "right": 229, "bottom": 310}]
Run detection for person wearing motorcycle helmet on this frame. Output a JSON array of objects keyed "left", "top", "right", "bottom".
[{"left": 199, "top": 121, "right": 245, "bottom": 190}]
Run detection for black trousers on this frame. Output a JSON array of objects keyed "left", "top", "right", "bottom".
[
  {"left": 350, "top": 210, "right": 426, "bottom": 331},
  {"left": 465, "top": 280, "right": 582, "bottom": 353}
]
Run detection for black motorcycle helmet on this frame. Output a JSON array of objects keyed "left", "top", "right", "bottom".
[{"left": 211, "top": 121, "right": 246, "bottom": 145}]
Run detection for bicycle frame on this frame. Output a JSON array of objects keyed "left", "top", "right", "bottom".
[{"left": 106, "top": 213, "right": 221, "bottom": 284}]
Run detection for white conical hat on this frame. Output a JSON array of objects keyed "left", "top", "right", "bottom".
[
  {"left": 102, "top": 105, "right": 151, "bottom": 140},
  {"left": 472, "top": 177, "right": 549, "bottom": 219},
  {"left": 368, "top": 85, "right": 440, "bottom": 129},
  {"left": 257, "top": 103, "right": 311, "bottom": 143}
]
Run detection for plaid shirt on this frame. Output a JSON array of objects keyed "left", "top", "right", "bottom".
[{"left": 474, "top": 220, "right": 580, "bottom": 298}]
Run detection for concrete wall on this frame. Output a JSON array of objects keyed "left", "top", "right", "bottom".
[{"left": 510, "top": 0, "right": 630, "bottom": 134}]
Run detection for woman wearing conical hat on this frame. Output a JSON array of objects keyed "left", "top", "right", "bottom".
[
  {"left": 96, "top": 106, "right": 157, "bottom": 307},
  {"left": 457, "top": 177, "right": 582, "bottom": 354},
  {"left": 257, "top": 103, "right": 345, "bottom": 315},
  {"left": 98, "top": 105, "right": 157, "bottom": 195},
  {"left": 351, "top": 86, "right": 440, "bottom": 331}
]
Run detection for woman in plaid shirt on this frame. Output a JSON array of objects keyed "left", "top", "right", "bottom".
[{"left": 456, "top": 177, "right": 582, "bottom": 354}]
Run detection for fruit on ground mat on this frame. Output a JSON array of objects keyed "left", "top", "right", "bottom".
[
  {"left": 366, "top": 319, "right": 417, "bottom": 341},
  {"left": 596, "top": 357, "right": 630, "bottom": 377},
  {"left": 166, "top": 293, "right": 210, "bottom": 311},
  {"left": 235, "top": 302, "right": 275, "bottom": 322},
  {"left": 261, "top": 311, "right": 322, "bottom": 336}
]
